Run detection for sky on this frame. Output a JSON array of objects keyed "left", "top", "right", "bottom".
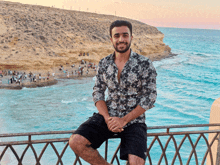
[{"left": 4, "top": 0, "right": 220, "bottom": 30}]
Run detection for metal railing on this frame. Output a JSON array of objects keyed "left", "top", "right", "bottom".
[{"left": 1, "top": 123, "right": 220, "bottom": 165}]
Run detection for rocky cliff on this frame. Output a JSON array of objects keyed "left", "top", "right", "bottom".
[{"left": 0, "top": 1, "right": 171, "bottom": 71}]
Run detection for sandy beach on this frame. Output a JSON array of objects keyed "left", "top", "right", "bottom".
[{"left": 0, "top": 61, "right": 98, "bottom": 89}]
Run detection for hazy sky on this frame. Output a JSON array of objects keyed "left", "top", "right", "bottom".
[{"left": 6, "top": 0, "right": 220, "bottom": 29}]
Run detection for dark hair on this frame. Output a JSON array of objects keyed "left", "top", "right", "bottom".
[{"left": 109, "top": 20, "right": 132, "bottom": 37}]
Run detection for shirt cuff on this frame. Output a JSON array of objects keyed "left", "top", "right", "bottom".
[
  {"left": 138, "top": 104, "right": 155, "bottom": 111},
  {"left": 93, "top": 96, "right": 105, "bottom": 106}
]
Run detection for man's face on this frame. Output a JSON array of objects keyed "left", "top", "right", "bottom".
[{"left": 110, "top": 26, "right": 133, "bottom": 53}]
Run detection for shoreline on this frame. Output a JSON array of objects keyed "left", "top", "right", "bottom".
[
  {"left": 0, "top": 79, "right": 58, "bottom": 90},
  {"left": 0, "top": 61, "right": 97, "bottom": 90},
  {"left": 0, "top": 74, "right": 96, "bottom": 90},
  {"left": 0, "top": 52, "right": 176, "bottom": 90}
]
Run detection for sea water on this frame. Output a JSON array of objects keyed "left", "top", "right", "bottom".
[{"left": 0, "top": 28, "right": 220, "bottom": 164}]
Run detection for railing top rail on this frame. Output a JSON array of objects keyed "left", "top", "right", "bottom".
[
  {"left": 0, "top": 130, "right": 75, "bottom": 138},
  {"left": 1, "top": 123, "right": 220, "bottom": 138},
  {"left": 147, "top": 123, "right": 220, "bottom": 130},
  {"left": 2, "top": 129, "right": 220, "bottom": 146}
]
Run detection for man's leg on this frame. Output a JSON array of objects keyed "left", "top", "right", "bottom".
[
  {"left": 69, "top": 134, "right": 111, "bottom": 165},
  {"left": 120, "top": 123, "right": 147, "bottom": 165},
  {"left": 68, "top": 113, "right": 114, "bottom": 165},
  {"left": 127, "top": 154, "right": 145, "bottom": 165}
]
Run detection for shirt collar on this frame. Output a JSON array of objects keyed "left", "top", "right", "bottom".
[{"left": 110, "top": 49, "right": 136, "bottom": 61}]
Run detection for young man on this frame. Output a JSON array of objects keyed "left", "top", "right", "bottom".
[{"left": 69, "top": 20, "right": 157, "bottom": 165}]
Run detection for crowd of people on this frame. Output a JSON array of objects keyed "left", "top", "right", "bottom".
[
  {"left": 0, "top": 60, "right": 97, "bottom": 86},
  {"left": 0, "top": 70, "right": 53, "bottom": 85},
  {"left": 58, "top": 60, "right": 97, "bottom": 78},
  {"left": 78, "top": 52, "right": 90, "bottom": 57}
]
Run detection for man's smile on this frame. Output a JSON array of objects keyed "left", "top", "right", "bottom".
[{"left": 116, "top": 42, "right": 127, "bottom": 46}]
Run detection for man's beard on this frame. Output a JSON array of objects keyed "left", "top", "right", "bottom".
[{"left": 114, "top": 41, "right": 131, "bottom": 53}]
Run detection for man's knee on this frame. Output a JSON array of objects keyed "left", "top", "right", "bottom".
[
  {"left": 128, "top": 154, "right": 145, "bottom": 165},
  {"left": 69, "top": 134, "right": 91, "bottom": 154},
  {"left": 68, "top": 134, "right": 77, "bottom": 151}
]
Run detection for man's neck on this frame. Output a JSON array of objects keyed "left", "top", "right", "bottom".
[{"left": 114, "top": 49, "right": 131, "bottom": 63}]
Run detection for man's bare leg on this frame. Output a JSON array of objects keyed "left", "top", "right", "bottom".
[
  {"left": 69, "top": 134, "right": 112, "bottom": 165},
  {"left": 127, "top": 154, "right": 145, "bottom": 165}
]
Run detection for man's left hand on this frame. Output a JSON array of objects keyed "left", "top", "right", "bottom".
[{"left": 107, "top": 117, "right": 127, "bottom": 133}]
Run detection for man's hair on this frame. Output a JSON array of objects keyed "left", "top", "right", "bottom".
[{"left": 109, "top": 20, "right": 132, "bottom": 37}]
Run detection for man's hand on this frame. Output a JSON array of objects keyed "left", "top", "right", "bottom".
[{"left": 105, "top": 117, "right": 127, "bottom": 133}]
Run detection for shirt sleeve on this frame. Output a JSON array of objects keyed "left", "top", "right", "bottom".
[
  {"left": 138, "top": 59, "right": 157, "bottom": 111},
  {"left": 92, "top": 59, "right": 107, "bottom": 105}
]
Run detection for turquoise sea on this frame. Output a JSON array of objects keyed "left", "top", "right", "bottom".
[{"left": 0, "top": 27, "right": 220, "bottom": 164}]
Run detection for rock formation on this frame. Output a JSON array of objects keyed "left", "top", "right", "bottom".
[{"left": 0, "top": 1, "right": 171, "bottom": 72}]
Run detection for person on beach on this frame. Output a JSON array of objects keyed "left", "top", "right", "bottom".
[
  {"left": 0, "top": 70, "right": 3, "bottom": 77},
  {"left": 69, "top": 20, "right": 157, "bottom": 165}
]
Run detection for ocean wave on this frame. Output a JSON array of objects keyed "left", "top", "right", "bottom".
[
  {"left": 193, "top": 52, "right": 219, "bottom": 57},
  {"left": 159, "top": 82, "right": 216, "bottom": 106},
  {"left": 81, "top": 97, "right": 88, "bottom": 101},
  {"left": 158, "top": 103, "right": 207, "bottom": 120},
  {"left": 154, "top": 53, "right": 190, "bottom": 69},
  {"left": 61, "top": 97, "right": 90, "bottom": 104},
  {"left": 181, "top": 91, "right": 216, "bottom": 102},
  {"left": 160, "top": 66, "right": 219, "bottom": 86},
  {"left": 61, "top": 99, "right": 77, "bottom": 104}
]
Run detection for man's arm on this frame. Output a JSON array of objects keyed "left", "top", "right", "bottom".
[
  {"left": 122, "top": 105, "right": 146, "bottom": 124},
  {"left": 96, "top": 100, "right": 124, "bottom": 133},
  {"left": 95, "top": 100, "right": 110, "bottom": 121},
  {"left": 108, "top": 105, "right": 146, "bottom": 132},
  {"left": 93, "top": 59, "right": 107, "bottom": 105},
  {"left": 108, "top": 59, "right": 157, "bottom": 132},
  {"left": 137, "top": 59, "right": 157, "bottom": 111},
  {"left": 92, "top": 60, "right": 123, "bottom": 132}
]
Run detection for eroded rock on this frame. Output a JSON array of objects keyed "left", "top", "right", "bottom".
[{"left": 0, "top": 1, "right": 171, "bottom": 72}]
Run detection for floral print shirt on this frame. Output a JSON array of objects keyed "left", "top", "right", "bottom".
[{"left": 93, "top": 50, "right": 157, "bottom": 126}]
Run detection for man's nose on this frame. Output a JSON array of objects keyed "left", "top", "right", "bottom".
[{"left": 119, "top": 35, "right": 124, "bottom": 42}]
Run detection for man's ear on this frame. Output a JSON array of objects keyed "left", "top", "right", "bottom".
[{"left": 110, "top": 37, "right": 113, "bottom": 43}]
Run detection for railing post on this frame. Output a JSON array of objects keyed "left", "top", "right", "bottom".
[
  {"left": 207, "top": 98, "right": 220, "bottom": 165},
  {"left": 28, "top": 135, "right": 31, "bottom": 143},
  {"left": 167, "top": 128, "right": 169, "bottom": 134},
  {"left": 105, "top": 140, "right": 108, "bottom": 161},
  {"left": 216, "top": 135, "right": 220, "bottom": 165}
]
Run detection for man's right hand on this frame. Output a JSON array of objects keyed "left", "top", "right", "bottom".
[
  {"left": 105, "top": 117, "right": 125, "bottom": 133},
  {"left": 95, "top": 100, "right": 124, "bottom": 133}
]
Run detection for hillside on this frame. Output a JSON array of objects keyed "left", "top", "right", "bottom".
[{"left": 0, "top": 1, "right": 171, "bottom": 71}]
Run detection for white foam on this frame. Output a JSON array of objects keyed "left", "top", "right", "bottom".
[
  {"left": 81, "top": 97, "right": 88, "bottom": 101},
  {"left": 61, "top": 100, "right": 74, "bottom": 104},
  {"left": 161, "top": 103, "right": 207, "bottom": 120}
]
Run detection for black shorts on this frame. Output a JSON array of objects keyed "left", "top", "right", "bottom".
[{"left": 73, "top": 113, "right": 147, "bottom": 161}]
